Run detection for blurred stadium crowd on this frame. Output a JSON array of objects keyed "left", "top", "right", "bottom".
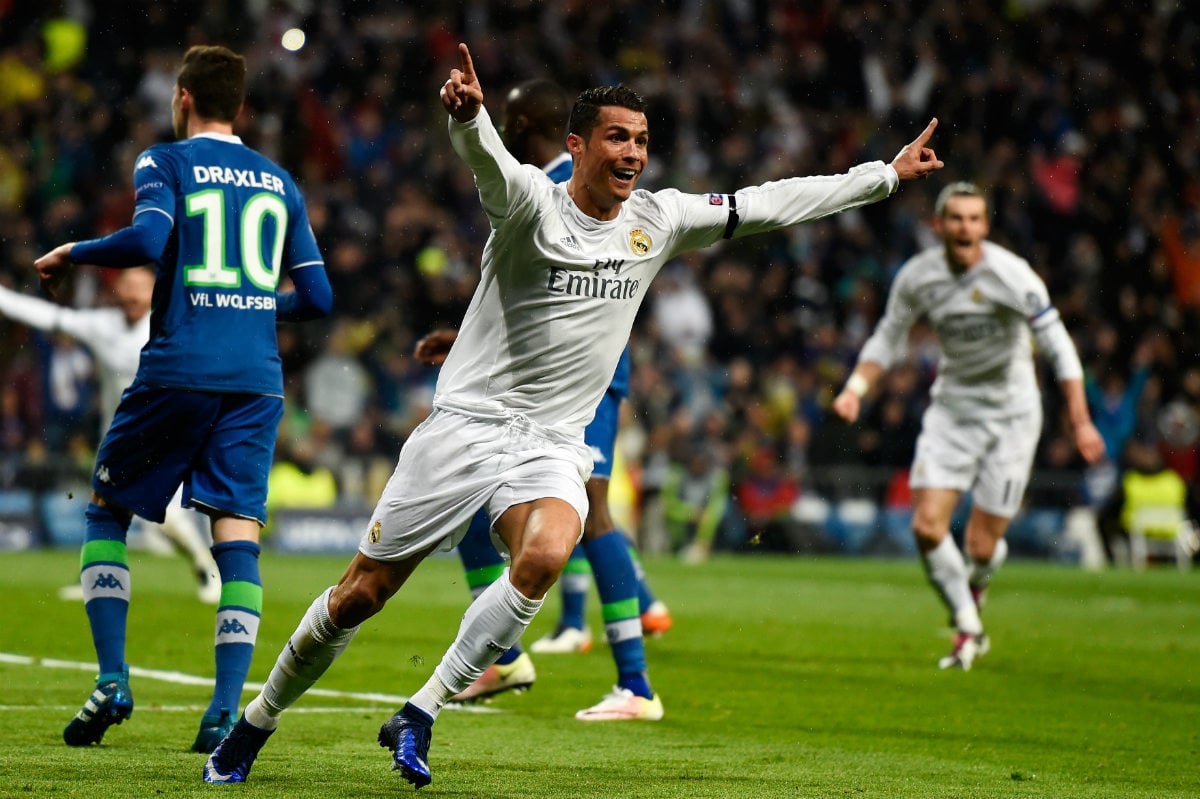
[{"left": 1, "top": 1, "right": 1197, "bottom": 557}]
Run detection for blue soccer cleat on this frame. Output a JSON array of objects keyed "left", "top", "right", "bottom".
[
  {"left": 202, "top": 714, "right": 274, "bottom": 784},
  {"left": 378, "top": 704, "right": 434, "bottom": 789},
  {"left": 191, "top": 707, "right": 238, "bottom": 754},
  {"left": 63, "top": 671, "right": 134, "bottom": 746}
]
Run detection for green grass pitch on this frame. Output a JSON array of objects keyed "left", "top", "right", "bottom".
[{"left": 1, "top": 548, "right": 1195, "bottom": 798}]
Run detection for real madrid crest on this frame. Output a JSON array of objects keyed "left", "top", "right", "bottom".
[
  {"left": 368, "top": 519, "right": 381, "bottom": 544},
  {"left": 628, "top": 228, "right": 652, "bottom": 256}
]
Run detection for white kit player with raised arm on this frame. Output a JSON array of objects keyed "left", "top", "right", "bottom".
[
  {"left": 833, "top": 182, "right": 1103, "bottom": 670},
  {"left": 206, "top": 44, "right": 945, "bottom": 789},
  {"left": 0, "top": 270, "right": 220, "bottom": 602}
]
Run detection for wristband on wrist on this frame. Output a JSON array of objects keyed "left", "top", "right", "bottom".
[{"left": 846, "top": 373, "right": 869, "bottom": 398}]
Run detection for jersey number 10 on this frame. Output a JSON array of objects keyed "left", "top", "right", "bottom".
[{"left": 183, "top": 189, "right": 287, "bottom": 291}]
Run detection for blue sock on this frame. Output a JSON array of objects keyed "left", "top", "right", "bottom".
[
  {"left": 585, "top": 531, "right": 652, "bottom": 699},
  {"left": 627, "top": 541, "right": 658, "bottom": 614},
  {"left": 208, "top": 540, "right": 262, "bottom": 719},
  {"left": 81, "top": 503, "right": 133, "bottom": 679},
  {"left": 457, "top": 508, "right": 522, "bottom": 666},
  {"left": 558, "top": 545, "right": 591, "bottom": 631}
]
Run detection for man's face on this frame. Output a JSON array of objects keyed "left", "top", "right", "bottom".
[
  {"left": 567, "top": 106, "right": 648, "bottom": 219},
  {"left": 935, "top": 195, "right": 989, "bottom": 272}
]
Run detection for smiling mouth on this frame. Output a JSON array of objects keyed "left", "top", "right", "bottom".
[{"left": 613, "top": 168, "right": 638, "bottom": 181}]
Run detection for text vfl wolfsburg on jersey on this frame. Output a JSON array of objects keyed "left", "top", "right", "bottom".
[{"left": 190, "top": 293, "right": 277, "bottom": 310}]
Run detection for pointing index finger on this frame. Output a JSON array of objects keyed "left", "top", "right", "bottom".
[
  {"left": 459, "top": 43, "right": 475, "bottom": 82},
  {"left": 914, "top": 117, "right": 938, "bottom": 146}
]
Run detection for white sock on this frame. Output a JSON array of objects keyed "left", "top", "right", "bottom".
[
  {"left": 969, "top": 537, "right": 1008, "bottom": 590},
  {"left": 245, "top": 588, "right": 359, "bottom": 730},
  {"left": 410, "top": 569, "right": 541, "bottom": 721},
  {"left": 922, "top": 536, "right": 983, "bottom": 634}
]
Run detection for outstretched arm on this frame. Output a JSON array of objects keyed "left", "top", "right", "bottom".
[{"left": 890, "top": 118, "right": 944, "bottom": 181}]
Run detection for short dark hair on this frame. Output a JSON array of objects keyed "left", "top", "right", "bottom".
[
  {"left": 567, "top": 85, "right": 646, "bottom": 139},
  {"left": 934, "top": 181, "right": 988, "bottom": 217},
  {"left": 177, "top": 45, "right": 246, "bottom": 123}
]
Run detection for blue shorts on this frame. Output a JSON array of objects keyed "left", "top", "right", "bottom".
[
  {"left": 92, "top": 379, "right": 283, "bottom": 525},
  {"left": 583, "top": 388, "right": 621, "bottom": 480}
]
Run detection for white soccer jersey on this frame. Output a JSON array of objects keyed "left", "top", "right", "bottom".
[
  {"left": 442, "top": 107, "right": 898, "bottom": 439},
  {"left": 0, "top": 286, "right": 147, "bottom": 432},
  {"left": 858, "top": 240, "right": 1074, "bottom": 419}
]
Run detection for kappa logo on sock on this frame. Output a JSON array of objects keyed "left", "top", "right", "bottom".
[
  {"left": 219, "top": 618, "right": 251, "bottom": 636},
  {"left": 91, "top": 572, "right": 125, "bottom": 590}
]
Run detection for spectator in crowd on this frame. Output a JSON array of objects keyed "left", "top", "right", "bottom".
[{"left": 1098, "top": 437, "right": 1198, "bottom": 567}]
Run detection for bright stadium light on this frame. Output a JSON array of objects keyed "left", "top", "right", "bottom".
[{"left": 281, "top": 28, "right": 306, "bottom": 52}]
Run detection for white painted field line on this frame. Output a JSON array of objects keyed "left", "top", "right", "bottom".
[{"left": 0, "top": 651, "right": 497, "bottom": 714}]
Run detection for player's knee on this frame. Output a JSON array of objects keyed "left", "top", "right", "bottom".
[
  {"left": 509, "top": 544, "right": 569, "bottom": 598},
  {"left": 328, "top": 579, "right": 389, "bottom": 628},
  {"left": 910, "top": 514, "right": 946, "bottom": 550},
  {"left": 86, "top": 498, "right": 133, "bottom": 531}
]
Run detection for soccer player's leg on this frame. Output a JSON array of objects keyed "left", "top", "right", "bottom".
[
  {"left": 966, "top": 411, "right": 1037, "bottom": 614},
  {"left": 451, "top": 508, "right": 536, "bottom": 702},
  {"left": 575, "top": 530, "right": 664, "bottom": 722},
  {"left": 402, "top": 493, "right": 580, "bottom": 787},
  {"left": 190, "top": 393, "right": 279, "bottom": 752},
  {"left": 912, "top": 488, "right": 986, "bottom": 669},
  {"left": 207, "top": 583, "right": 365, "bottom": 783},
  {"left": 192, "top": 536, "right": 262, "bottom": 753},
  {"left": 65, "top": 383, "right": 202, "bottom": 746},
  {"left": 63, "top": 498, "right": 135, "bottom": 746}
]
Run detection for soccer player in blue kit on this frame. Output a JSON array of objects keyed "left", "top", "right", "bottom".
[
  {"left": 35, "top": 45, "right": 332, "bottom": 753},
  {"left": 204, "top": 43, "right": 941, "bottom": 789}
]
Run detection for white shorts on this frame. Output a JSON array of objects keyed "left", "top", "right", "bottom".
[
  {"left": 359, "top": 406, "right": 592, "bottom": 561},
  {"left": 909, "top": 403, "right": 1042, "bottom": 518}
]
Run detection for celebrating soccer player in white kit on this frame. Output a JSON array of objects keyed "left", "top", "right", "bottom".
[
  {"left": 204, "top": 42, "right": 943, "bottom": 789},
  {"left": 833, "top": 182, "right": 1104, "bottom": 670}
]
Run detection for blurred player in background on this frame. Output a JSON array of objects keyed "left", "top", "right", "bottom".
[
  {"left": 415, "top": 78, "right": 671, "bottom": 715},
  {"left": 833, "top": 182, "right": 1104, "bottom": 670},
  {"left": 204, "top": 43, "right": 940, "bottom": 789},
  {"left": 36, "top": 45, "right": 331, "bottom": 753},
  {"left": 0, "top": 269, "right": 221, "bottom": 604}
]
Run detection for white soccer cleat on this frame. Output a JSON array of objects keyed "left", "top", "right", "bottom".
[
  {"left": 197, "top": 566, "right": 222, "bottom": 604},
  {"left": 575, "top": 687, "right": 664, "bottom": 722},
  {"left": 938, "top": 631, "right": 990, "bottom": 671},
  {"left": 530, "top": 626, "right": 592, "bottom": 654},
  {"left": 450, "top": 652, "right": 536, "bottom": 702}
]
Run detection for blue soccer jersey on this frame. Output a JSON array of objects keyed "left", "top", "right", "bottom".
[{"left": 128, "top": 134, "right": 324, "bottom": 396}]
